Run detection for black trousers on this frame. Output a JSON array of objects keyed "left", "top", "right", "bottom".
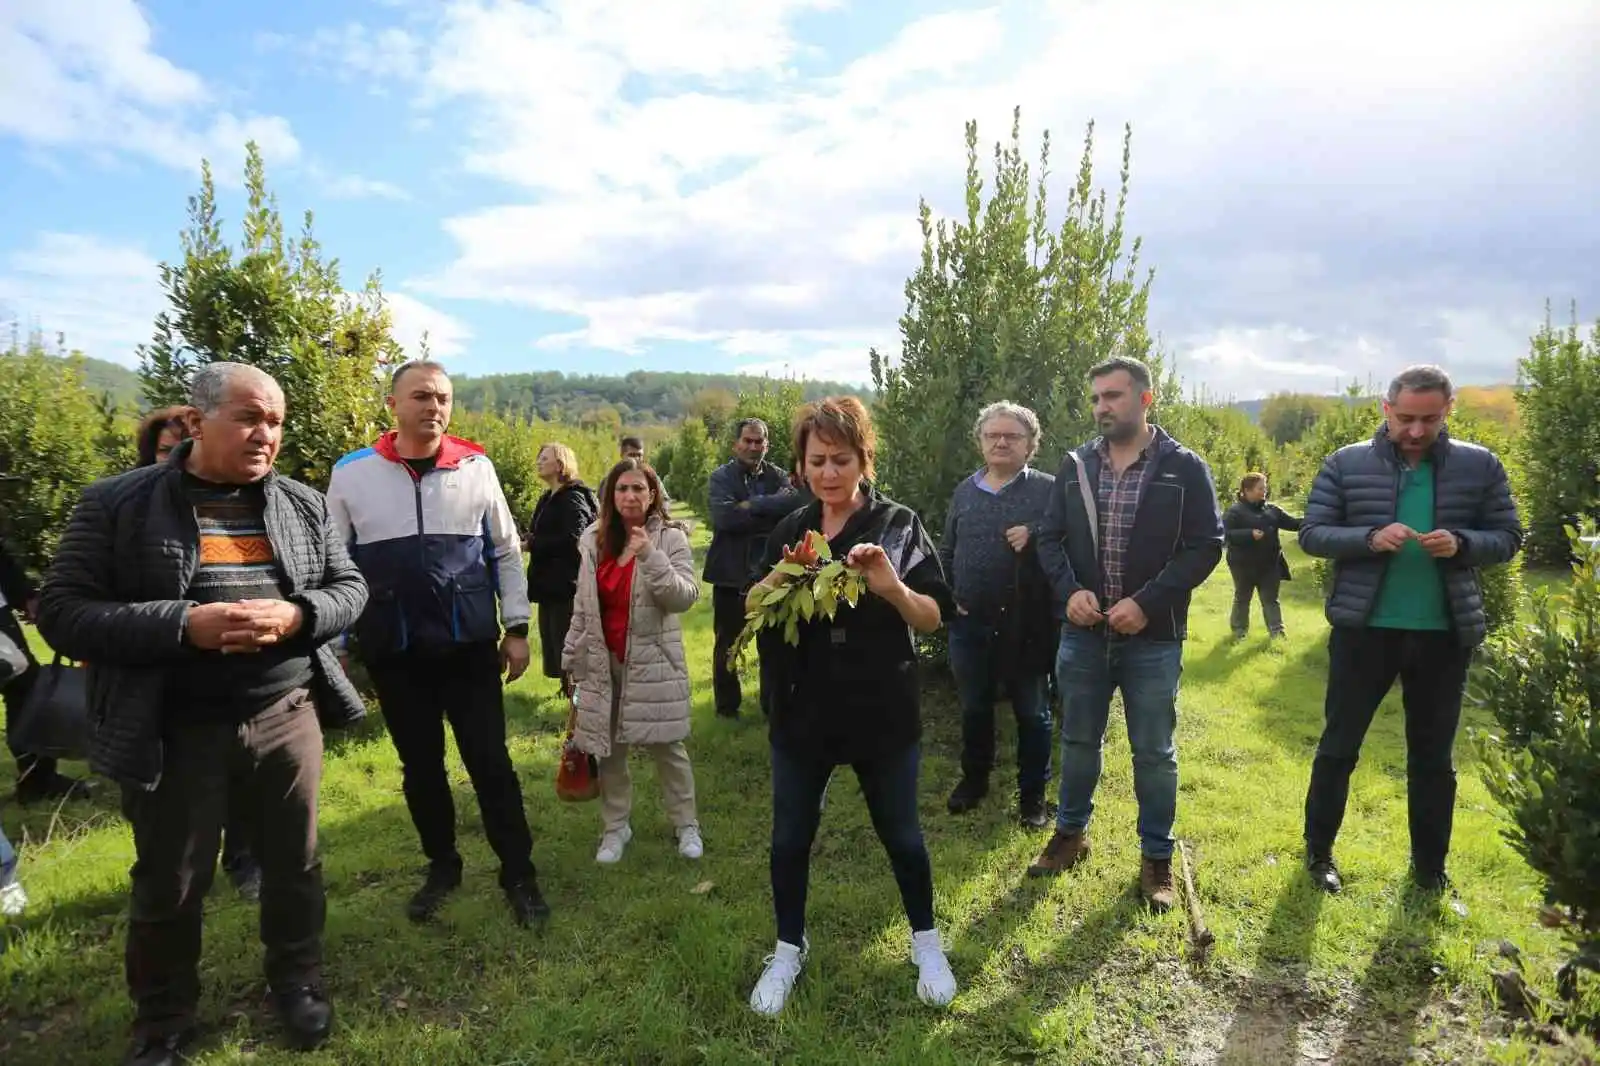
[
  {"left": 1303, "top": 626, "right": 1473, "bottom": 873},
  {"left": 367, "top": 642, "right": 536, "bottom": 888},
  {"left": 1228, "top": 564, "right": 1284, "bottom": 635},
  {"left": 536, "top": 598, "right": 574, "bottom": 680},
  {"left": 712, "top": 584, "right": 770, "bottom": 717},
  {"left": 122, "top": 688, "right": 324, "bottom": 1039}
]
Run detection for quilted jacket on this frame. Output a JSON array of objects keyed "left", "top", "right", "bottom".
[
  {"left": 1298, "top": 424, "right": 1522, "bottom": 647},
  {"left": 563, "top": 515, "right": 699, "bottom": 757},
  {"left": 36, "top": 442, "right": 369, "bottom": 789}
]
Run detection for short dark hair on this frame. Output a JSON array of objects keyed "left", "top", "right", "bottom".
[
  {"left": 1088, "top": 355, "right": 1153, "bottom": 392},
  {"left": 391, "top": 359, "right": 449, "bottom": 393},
  {"left": 619, "top": 435, "right": 644, "bottom": 451},
  {"left": 734, "top": 418, "right": 769, "bottom": 439}
]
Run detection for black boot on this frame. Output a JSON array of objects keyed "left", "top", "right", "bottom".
[
  {"left": 504, "top": 879, "right": 552, "bottom": 928},
  {"left": 946, "top": 775, "right": 988, "bottom": 814},
  {"left": 406, "top": 864, "right": 462, "bottom": 923},
  {"left": 1018, "top": 790, "right": 1049, "bottom": 829},
  {"left": 123, "top": 1029, "right": 196, "bottom": 1066},
  {"left": 274, "top": 985, "right": 333, "bottom": 1051}
]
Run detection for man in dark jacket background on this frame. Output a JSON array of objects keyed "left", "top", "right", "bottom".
[
  {"left": 1298, "top": 364, "right": 1522, "bottom": 897},
  {"left": 1, "top": 539, "right": 90, "bottom": 804},
  {"left": 704, "top": 417, "right": 802, "bottom": 718},
  {"left": 939, "top": 401, "right": 1057, "bottom": 827},
  {"left": 1028, "top": 356, "right": 1223, "bottom": 912},
  {"left": 38, "top": 362, "right": 369, "bottom": 1066}
]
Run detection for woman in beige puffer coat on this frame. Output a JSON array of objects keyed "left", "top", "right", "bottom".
[{"left": 563, "top": 458, "right": 702, "bottom": 865}]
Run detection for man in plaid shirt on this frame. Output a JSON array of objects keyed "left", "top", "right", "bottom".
[{"left": 1028, "top": 355, "right": 1223, "bottom": 911}]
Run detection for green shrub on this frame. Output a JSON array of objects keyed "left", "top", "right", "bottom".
[{"left": 1472, "top": 523, "right": 1600, "bottom": 1009}]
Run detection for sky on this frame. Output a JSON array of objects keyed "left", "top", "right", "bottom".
[{"left": 0, "top": 0, "right": 1596, "bottom": 400}]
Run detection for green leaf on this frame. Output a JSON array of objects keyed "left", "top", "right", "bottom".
[
  {"left": 794, "top": 585, "right": 815, "bottom": 621},
  {"left": 783, "top": 614, "right": 800, "bottom": 645},
  {"left": 762, "top": 585, "right": 793, "bottom": 606},
  {"left": 775, "top": 561, "right": 806, "bottom": 577},
  {"left": 806, "top": 529, "right": 833, "bottom": 560}
]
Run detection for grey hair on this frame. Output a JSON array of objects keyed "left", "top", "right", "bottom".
[
  {"left": 188, "top": 362, "right": 279, "bottom": 415},
  {"left": 974, "top": 400, "right": 1041, "bottom": 462},
  {"left": 1386, "top": 364, "right": 1454, "bottom": 403}
]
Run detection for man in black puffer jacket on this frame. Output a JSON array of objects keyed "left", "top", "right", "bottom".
[
  {"left": 1298, "top": 364, "right": 1521, "bottom": 899},
  {"left": 38, "top": 363, "right": 368, "bottom": 1066}
]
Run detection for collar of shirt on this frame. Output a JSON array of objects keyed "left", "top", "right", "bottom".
[{"left": 972, "top": 467, "right": 1027, "bottom": 494}]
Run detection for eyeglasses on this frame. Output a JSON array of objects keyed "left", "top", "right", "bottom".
[{"left": 982, "top": 432, "right": 1026, "bottom": 444}]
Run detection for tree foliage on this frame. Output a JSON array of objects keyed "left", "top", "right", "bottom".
[
  {"left": 1517, "top": 310, "right": 1600, "bottom": 566},
  {"left": 1473, "top": 523, "right": 1600, "bottom": 1000},
  {"left": 729, "top": 378, "right": 807, "bottom": 476},
  {"left": 666, "top": 419, "right": 716, "bottom": 518},
  {"left": 137, "top": 143, "right": 404, "bottom": 490},
  {"left": 0, "top": 338, "right": 126, "bottom": 568},
  {"left": 872, "top": 108, "right": 1153, "bottom": 531},
  {"left": 449, "top": 409, "right": 617, "bottom": 526},
  {"left": 1259, "top": 392, "right": 1339, "bottom": 445}
]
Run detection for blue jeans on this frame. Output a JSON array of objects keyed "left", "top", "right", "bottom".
[
  {"left": 948, "top": 614, "right": 1053, "bottom": 794},
  {"left": 769, "top": 741, "right": 934, "bottom": 945},
  {"left": 1054, "top": 627, "right": 1184, "bottom": 860}
]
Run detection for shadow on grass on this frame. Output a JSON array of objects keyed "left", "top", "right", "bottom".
[
  {"left": 1215, "top": 870, "right": 1330, "bottom": 1064},
  {"left": 1327, "top": 890, "right": 1446, "bottom": 1066}
]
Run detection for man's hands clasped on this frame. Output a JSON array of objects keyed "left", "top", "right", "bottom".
[
  {"left": 187, "top": 599, "right": 304, "bottom": 654},
  {"left": 1065, "top": 589, "right": 1147, "bottom": 635},
  {"left": 1370, "top": 523, "right": 1459, "bottom": 558}
]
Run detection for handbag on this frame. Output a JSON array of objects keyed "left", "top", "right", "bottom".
[
  {"left": 5, "top": 654, "right": 90, "bottom": 762},
  {"left": 555, "top": 690, "right": 600, "bottom": 803}
]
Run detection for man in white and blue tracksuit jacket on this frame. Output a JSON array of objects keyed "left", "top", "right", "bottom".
[{"left": 327, "top": 360, "right": 548, "bottom": 928}]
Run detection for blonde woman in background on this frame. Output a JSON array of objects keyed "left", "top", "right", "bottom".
[{"left": 524, "top": 443, "right": 598, "bottom": 695}]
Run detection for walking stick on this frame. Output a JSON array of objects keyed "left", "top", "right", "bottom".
[{"left": 1177, "top": 840, "right": 1215, "bottom": 958}]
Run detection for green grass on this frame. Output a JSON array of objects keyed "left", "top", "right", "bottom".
[{"left": 2, "top": 527, "right": 1595, "bottom": 1065}]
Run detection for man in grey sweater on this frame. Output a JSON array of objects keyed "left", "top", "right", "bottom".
[{"left": 939, "top": 401, "right": 1058, "bottom": 827}]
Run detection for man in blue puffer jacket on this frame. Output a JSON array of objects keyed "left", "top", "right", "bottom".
[{"left": 1298, "top": 364, "right": 1522, "bottom": 897}]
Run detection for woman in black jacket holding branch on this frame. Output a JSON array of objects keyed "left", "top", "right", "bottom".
[
  {"left": 524, "top": 442, "right": 598, "bottom": 696},
  {"left": 1223, "top": 472, "right": 1302, "bottom": 640}
]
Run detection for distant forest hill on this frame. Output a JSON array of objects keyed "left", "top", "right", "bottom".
[
  {"left": 42, "top": 357, "right": 872, "bottom": 429},
  {"left": 448, "top": 370, "right": 873, "bottom": 426}
]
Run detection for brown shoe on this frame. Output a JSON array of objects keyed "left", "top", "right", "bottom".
[
  {"left": 1141, "top": 856, "right": 1176, "bottom": 913},
  {"left": 1027, "top": 830, "right": 1090, "bottom": 878}
]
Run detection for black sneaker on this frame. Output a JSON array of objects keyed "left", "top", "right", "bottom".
[
  {"left": 504, "top": 880, "right": 552, "bottom": 928},
  {"left": 1018, "top": 792, "right": 1049, "bottom": 829},
  {"left": 1412, "top": 866, "right": 1451, "bottom": 895},
  {"left": 406, "top": 865, "right": 463, "bottom": 923},
  {"left": 226, "top": 855, "right": 262, "bottom": 902},
  {"left": 946, "top": 775, "right": 989, "bottom": 814}
]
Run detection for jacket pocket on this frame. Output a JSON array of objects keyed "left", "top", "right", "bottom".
[
  {"left": 450, "top": 573, "right": 501, "bottom": 644},
  {"left": 355, "top": 587, "right": 408, "bottom": 657}
]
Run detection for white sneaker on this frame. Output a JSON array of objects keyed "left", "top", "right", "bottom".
[
  {"left": 911, "top": 929, "right": 957, "bottom": 1006},
  {"left": 0, "top": 881, "right": 26, "bottom": 917},
  {"left": 749, "top": 936, "right": 809, "bottom": 1016},
  {"left": 595, "top": 825, "right": 632, "bottom": 865},
  {"left": 676, "top": 825, "right": 704, "bottom": 860}
]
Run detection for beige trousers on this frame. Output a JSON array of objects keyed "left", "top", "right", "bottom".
[{"left": 600, "top": 655, "right": 698, "bottom": 834}]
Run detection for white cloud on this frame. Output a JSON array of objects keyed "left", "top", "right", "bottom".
[
  {"left": 0, "top": 0, "right": 301, "bottom": 175},
  {"left": 383, "top": 292, "right": 474, "bottom": 360},
  {"left": 321, "top": 173, "right": 411, "bottom": 201},
  {"left": 0, "top": 233, "right": 163, "bottom": 364},
  {"left": 398, "top": 0, "right": 1596, "bottom": 396}
]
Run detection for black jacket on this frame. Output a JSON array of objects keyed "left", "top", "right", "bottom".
[
  {"left": 703, "top": 459, "right": 803, "bottom": 588},
  {"left": 1037, "top": 427, "right": 1224, "bottom": 643},
  {"left": 1299, "top": 425, "right": 1522, "bottom": 647},
  {"left": 525, "top": 481, "right": 597, "bottom": 603},
  {"left": 758, "top": 489, "right": 952, "bottom": 763},
  {"left": 1224, "top": 499, "right": 1302, "bottom": 579},
  {"left": 37, "top": 442, "right": 369, "bottom": 790}
]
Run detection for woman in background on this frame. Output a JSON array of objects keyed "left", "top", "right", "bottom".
[
  {"left": 1222, "top": 472, "right": 1302, "bottom": 640},
  {"left": 563, "top": 459, "right": 702, "bottom": 865},
  {"left": 523, "top": 443, "right": 597, "bottom": 697}
]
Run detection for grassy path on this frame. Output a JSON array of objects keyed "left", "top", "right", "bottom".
[{"left": 0, "top": 529, "right": 1591, "bottom": 1064}]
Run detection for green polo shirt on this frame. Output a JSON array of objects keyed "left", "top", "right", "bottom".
[{"left": 1368, "top": 457, "right": 1451, "bottom": 631}]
